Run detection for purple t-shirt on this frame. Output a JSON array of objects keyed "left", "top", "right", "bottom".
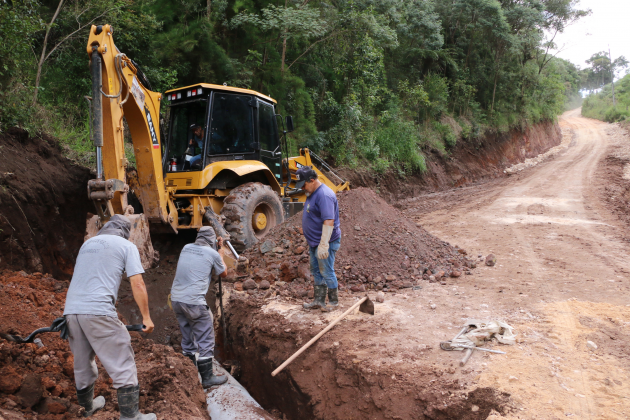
[{"left": 302, "top": 184, "right": 341, "bottom": 247}]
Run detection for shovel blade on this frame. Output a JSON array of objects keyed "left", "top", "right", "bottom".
[{"left": 359, "top": 297, "right": 375, "bottom": 315}]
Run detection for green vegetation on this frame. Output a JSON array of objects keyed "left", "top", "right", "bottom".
[
  {"left": 582, "top": 74, "right": 630, "bottom": 122},
  {"left": 1, "top": 0, "right": 589, "bottom": 172}
]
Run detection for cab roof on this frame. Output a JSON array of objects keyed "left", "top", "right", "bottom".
[{"left": 166, "top": 83, "right": 277, "bottom": 104}]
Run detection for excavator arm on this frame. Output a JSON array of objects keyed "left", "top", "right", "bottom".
[{"left": 85, "top": 24, "right": 174, "bottom": 267}]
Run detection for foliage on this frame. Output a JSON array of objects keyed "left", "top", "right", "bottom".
[
  {"left": 1, "top": 0, "right": 590, "bottom": 174},
  {"left": 582, "top": 73, "right": 630, "bottom": 122}
]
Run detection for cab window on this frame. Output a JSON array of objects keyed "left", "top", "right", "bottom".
[
  {"left": 259, "top": 101, "right": 278, "bottom": 152},
  {"left": 208, "top": 93, "right": 254, "bottom": 155}
]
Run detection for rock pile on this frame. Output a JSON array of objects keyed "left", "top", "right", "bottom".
[
  {"left": 229, "top": 188, "right": 476, "bottom": 299},
  {"left": 0, "top": 270, "right": 209, "bottom": 419}
]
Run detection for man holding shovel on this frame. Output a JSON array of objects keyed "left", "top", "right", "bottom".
[
  {"left": 170, "top": 226, "right": 228, "bottom": 387},
  {"left": 296, "top": 166, "right": 341, "bottom": 310},
  {"left": 63, "top": 214, "right": 156, "bottom": 419}
]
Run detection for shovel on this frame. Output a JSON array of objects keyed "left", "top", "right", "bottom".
[{"left": 271, "top": 295, "right": 374, "bottom": 377}]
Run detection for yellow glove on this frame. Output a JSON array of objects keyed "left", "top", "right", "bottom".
[{"left": 317, "top": 224, "right": 334, "bottom": 259}]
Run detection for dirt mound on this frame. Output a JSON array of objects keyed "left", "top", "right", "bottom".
[
  {"left": 0, "top": 270, "right": 209, "bottom": 419},
  {"left": 0, "top": 128, "right": 92, "bottom": 279},
  {"left": 235, "top": 187, "right": 474, "bottom": 298}
]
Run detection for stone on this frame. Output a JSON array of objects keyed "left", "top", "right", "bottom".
[
  {"left": 508, "top": 376, "right": 518, "bottom": 382},
  {"left": 247, "top": 289, "right": 256, "bottom": 295},
  {"left": 294, "top": 246, "right": 305, "bottom": 255},
  {"left": 16, "top": 374, "right": 43, "bottom": 408},
  {"left": 485, "top": 254, "right": 497, "bottom": 266},
  {"left": 0, "top": 369, "right": 23, "bottom": 394},
  {"left": 458, "top": 249, "right": 467, "bottom": 255},
  {"left": 242, "top": 279, "right": 257, "bottom": 290},
  {"left": 376, "top": 292, "right": 385, "bottom": 303},
  {"left": 263, "top": 290, "right": 273, "bottom": 299},
  {"left": 354, "top": 225, "right": 361, "bottom": 231},
  {"left": 436, "top": 271, "right": 445, "bottom": 278},
  {"left": 430, "top": 304, "right": 436, "bottom": 310},
  {"left": 280, "top": 262, "right": 298, "bottom": 282},
  {"left": 375, "top": 276, "right": 382, "bottom": 282},
  {"left": 37, "top": 397, "right": 68, "bottom": 415},
  {"left": 385, "top": 275, "right": 397, "bottom": 281},
  {"left": 350, "top": 284, "right": 366, "bottom": 293},
  {"left": 469, "top": 262, "right": 477, "bottom": 269},
  {"left": 276, "top": 281, "right": 286, "bottom": 286},
  {"left": 402, "top": 281, "right": 413, "bottom": 288},
  {"left": 272, "top": 247, "right": 284, "bottom": 254},
  {"left": 234, "top": 282, "right": 243, "bottom": 292},
  {"left": 297, "top": 264, "right": 312, "bottom": 281},
  {"left": 259, "top": 280, "right": 271, "bottom": 290},
  {"left": 308, "top": 289, "right": 314, "bottom": 299},
  {"left": 450, "top": 271, "right": 462, "bottom": 278},
  {"left": 587, "top": 341, "right": 598, "bottom": 350},
  {"left": 471, "top": 405, "right": 479, "bottom": 412},
  {"left": 260, "top": 240, "right": 275, "bottom": 254},
  {"left": 429, "top": 276, "right": 436, "bottom": 283}
]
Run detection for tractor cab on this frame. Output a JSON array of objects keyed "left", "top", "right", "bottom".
[{"left": 163, "top": 84, "right": 292, "bottom": 185}]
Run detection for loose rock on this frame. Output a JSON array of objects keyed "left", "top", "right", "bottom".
[
  {"left": 587, "top": 341, "right": 598, "bottom": 350},
  {"left": 259, "top": 280, "right": 271, "bottom": 290},
  {"left": 485, "top": 254, "right": 497, "bottom": 266},
  {"left": 376, "top": 291, "right": 385, "bottom": 303}
]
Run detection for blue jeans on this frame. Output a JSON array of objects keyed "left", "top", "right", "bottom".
[
  {"left": 309, "top": 238, "right": 340, "bottom": 289},
  {"left": 189, "top": 154, "right": 201, "bottom": 167}
]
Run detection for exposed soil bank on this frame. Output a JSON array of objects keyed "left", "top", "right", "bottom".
[
  {"left": 340, "top": 121, "right": 562, "bottom": 202},
  {"left": 0, "top": 270, "right": 209, "bottom": 419},
  {"left": 0, "top": 129, "right": 92, "bottom": 278}
]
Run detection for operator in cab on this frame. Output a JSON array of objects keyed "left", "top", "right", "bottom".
[
  {"left": 63, "top": 215, "right": 156, "bottom": 420},
  {"left": 187, "top": 124, "right": 205, "bottom": 169},
  {"left": 169, "top": 227, "right": 229, "bottom": 388},
  {"left": 297, "top": 166, "right": 342, "bottom": 311}
]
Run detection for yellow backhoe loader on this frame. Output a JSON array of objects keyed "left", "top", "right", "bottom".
[{"left": 84, "top": 24, "right": 349, "bottom": 268}]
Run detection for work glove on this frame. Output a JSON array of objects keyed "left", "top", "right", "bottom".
[{"left": 317, "top": 224, "right": 334, "bottom": 259}]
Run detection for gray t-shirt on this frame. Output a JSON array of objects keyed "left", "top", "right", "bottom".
[
  {"left": 170, "top": 244, "right": 225, "bottom": 306},
  {"left": 64, "top": 235, "right": 145, "bottom": 317}
]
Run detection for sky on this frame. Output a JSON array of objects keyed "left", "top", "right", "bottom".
[{"left": 550, "top": 0, "right": 630, "bottom": 74}]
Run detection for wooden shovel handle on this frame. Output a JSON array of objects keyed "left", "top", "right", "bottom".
[{"left": 271, "top": 297, "right": 368, "bottom": 377}]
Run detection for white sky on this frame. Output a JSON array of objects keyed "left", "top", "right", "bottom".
[{"left": 550, "top": 0, "right": 630, "bottom": 73}]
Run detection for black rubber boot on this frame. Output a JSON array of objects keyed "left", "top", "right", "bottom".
[
  {"left": 303, "top": 285, "right": 327, "bottom": 310},
  {"left": 197, "top": 358, "right": 228, "bottom": 388},
  {"left": 327, "top": 288, "right": 339, "bottom": 307},
  {"left": 76, "top": 382, "right": 105, "bottom": 418},
  {"left": 117, "top": 385, "right": 156, "bottom": 420},
  {"left": 184, "top": 353, "right": 197, "bottom": 367}
]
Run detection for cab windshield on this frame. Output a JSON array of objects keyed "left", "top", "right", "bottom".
[
  {"left": 167, "top": 100, "right": 207, "bottom": 171},
  {"left": 208, "top": 93, "right": 254, "bottom": 155}
]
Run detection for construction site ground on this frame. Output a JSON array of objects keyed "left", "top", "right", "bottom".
[
  {"left": 2, "top": 108, "right": 630, "bottom": 419},
  {"left": 199, "top": 109, "right": 630, "bottom": 419}
]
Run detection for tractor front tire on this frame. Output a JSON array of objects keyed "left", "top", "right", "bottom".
[{"left": 221, "top": 182, "right": 284, "bottom": 251}]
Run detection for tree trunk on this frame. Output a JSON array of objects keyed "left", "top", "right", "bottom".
[
  {"left": 281, "top": 36, "right": 287, "bottom": 74},
  {"left": 33, "top": 0, "right": 65, "bottom": 106},
  {"left": 207, "top": 0, "right": 211, "bottom": 20},
  {"left": 491, "top": 71, "right": 499, "bottom": 114}
]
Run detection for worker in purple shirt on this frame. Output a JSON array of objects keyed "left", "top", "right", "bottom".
[{"left": 295, "top": 166, "right": 341, "bottom": 310}]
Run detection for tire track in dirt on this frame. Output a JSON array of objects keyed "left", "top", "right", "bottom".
[{"left": 404, "top": 109, "right": 630, "bottom": 419}]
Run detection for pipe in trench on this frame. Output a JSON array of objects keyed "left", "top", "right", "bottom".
[{"left": 206, "top": 359, "right": 275, "bottom": 420}]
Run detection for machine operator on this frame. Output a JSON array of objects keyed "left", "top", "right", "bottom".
[
  {"left": 296, "top": 166, "right": 342, "bottom": 311},
  {"left": 63, "top": 215, "right": 156, "bottom": 420}
]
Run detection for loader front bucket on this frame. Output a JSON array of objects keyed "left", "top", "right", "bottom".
[{"left": 85, "top": 214, "right": 158, "bottom": 269}]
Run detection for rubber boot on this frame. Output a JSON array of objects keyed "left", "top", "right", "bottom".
[
  {"left": 303, "top": 285, "right": 327, "bottom": 310},
  {"left": 197, "top": 358, "right": 228, "bottom": 388},
  {"left": 117, "top": 385, "right": 156, "bottom": 420},
  {"left": 184, "top": 353, "right": 197, "bottom": 367},
  {"left": 76, "top": 382, "right": 105, "bottom": 418},
  {"left": 327, "top": 288, "right": 339, "bottom": 308}
]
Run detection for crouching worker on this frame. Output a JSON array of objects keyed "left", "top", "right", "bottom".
[
  {"left": 170, "top": 227, "right": 228, "bottom": 388},
  {"left": 295, "top": 166, "right": 342, "bottom": 311},
  {"left": 63, "top": 215, "right": 156, "bottom": 419}
]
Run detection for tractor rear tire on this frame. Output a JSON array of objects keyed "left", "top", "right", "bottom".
[{"left": 221, "top": 182, "right": 284, "bottom": 251}]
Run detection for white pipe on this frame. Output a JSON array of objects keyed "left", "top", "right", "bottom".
[{"left": 206, "top": 359, "right": 275, "bottom": 420}]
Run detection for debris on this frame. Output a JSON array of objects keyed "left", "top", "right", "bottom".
[
  {"left": 430, "top": 304, "right": 437, "bottom": 310},
  {"left": 376, "top": 292, "right": 385, "bottom": 303},
  {"left": 485, "top": 254, "right": 497, "bottom": 266},
  {"left": 587, "top": 341, "right": 597, "bottom": 350},
  {"left": 260, "top": 240, "right": 274, "bottom": 254},
  {"left": 509, "top": 376, "right": 519, "bottom": 382}
]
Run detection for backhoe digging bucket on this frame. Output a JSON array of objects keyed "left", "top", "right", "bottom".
[{"left": 85, "top": 214, "right": 158, "bottom": 270}]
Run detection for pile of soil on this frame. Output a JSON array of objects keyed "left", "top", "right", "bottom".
[
  {"left": 232, "top": 188, "right": 475, "bottom": 299},
  {"left": 0, "top": 128, "right": 92, "bottom": 278},
  {"left": 0, "top": 270, "right": 209, "bottom": 420}
]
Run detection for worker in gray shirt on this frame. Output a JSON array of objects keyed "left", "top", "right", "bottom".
[
  {"left": 170, "top": 226, "right": 228, "bottom": 387},
  {"left": 64, "top": 215, "right": 156, "bottom": 420}
]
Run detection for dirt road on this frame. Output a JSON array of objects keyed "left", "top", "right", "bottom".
[{"left": 403, "top": 109, "right": 630, "bottom": 419}]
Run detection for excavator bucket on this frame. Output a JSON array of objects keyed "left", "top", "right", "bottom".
[{"left": 85, "top": 214, "right": 158, "bottom": 270}]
